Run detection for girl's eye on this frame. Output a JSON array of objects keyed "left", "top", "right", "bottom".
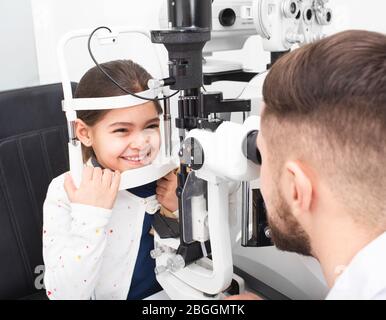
[
  {"left": 146, "top": 124, "right": 159, "bottom": 129},
  {"left": 113, "top": 128, "right": 128, "bottom": 133}
]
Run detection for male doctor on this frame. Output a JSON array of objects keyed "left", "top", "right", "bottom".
[{"left": 230, "top": 30, "right": 386, "bottom": 299}]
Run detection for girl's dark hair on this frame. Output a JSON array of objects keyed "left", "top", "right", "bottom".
[{"left": 74, "top": 59, "right": 162, "bottom": 162}]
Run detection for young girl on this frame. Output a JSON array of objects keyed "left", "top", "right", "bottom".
[{"left": 43, "top": 60, "right": 178, "bottom": 300}]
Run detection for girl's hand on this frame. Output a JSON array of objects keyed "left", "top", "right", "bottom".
[
  {"left": 64, "top": 167, "right": 121, "bottom": 210},
  {"left": 156, "top": 171, "right": 178, "bottom": 212}
]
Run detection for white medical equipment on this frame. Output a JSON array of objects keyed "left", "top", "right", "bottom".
[
  {"left": 57, "top": 27, "right": 179, "bottom": 190},
  {"left": 149, "top": 0, "right": 332, "bottom": 300}
]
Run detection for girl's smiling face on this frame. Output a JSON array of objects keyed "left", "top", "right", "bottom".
[{"left": 77, "top": 102, "right": 161, "bottom": 172}]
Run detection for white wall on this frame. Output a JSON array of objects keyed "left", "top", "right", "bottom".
[
  {"left": 325, "top": 0, "right": 386, "bottom": 34},
  {"left": 31, "top": 0, "right": 167, "bottom": 86},
  {"left": 0, "top": 0, "right": 39, "bottom": 91}
]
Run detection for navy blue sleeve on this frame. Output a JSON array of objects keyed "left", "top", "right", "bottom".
[
  {"left": 127, "top": 181, "right": 162, "bottom": 300},
  {"left": 127, "top": 213, "right": 162, "bottom": 300}
]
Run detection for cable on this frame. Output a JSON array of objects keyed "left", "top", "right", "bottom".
[
  {"left": 201, "top": 70, "right": 268, "bottom": 99},
  {"left": 87, "top": 26, "right": 180, "bottom": 102},
  {"left": 234, "top": 69, "right": 269, "bottom": 99}
]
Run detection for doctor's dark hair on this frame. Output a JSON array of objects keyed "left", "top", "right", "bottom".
[
  {"left": 261, "top": 30, "right": 386, "bottom": 228},
  {"left": 74, "top": 59, "right": 162, "bottom": 162}
]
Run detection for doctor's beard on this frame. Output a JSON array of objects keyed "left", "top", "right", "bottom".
[{"left": 266, "top": 188, "right": 313, "bottom": 257}]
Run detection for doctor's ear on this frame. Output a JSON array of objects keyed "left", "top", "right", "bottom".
[
  {"left": 75, "top": 119, "right": 93, "bottom": 147},
  {"left": 284, "top": 161, "right": 313, "bottom": 216}
]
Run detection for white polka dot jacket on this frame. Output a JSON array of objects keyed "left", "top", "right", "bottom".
[{"left": 42, "top": 173, "right": 161, "bottom": 300}]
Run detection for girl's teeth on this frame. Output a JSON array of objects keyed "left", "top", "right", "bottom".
[{"left": 125, "top": 155, "right": 145, "bottom": 161}]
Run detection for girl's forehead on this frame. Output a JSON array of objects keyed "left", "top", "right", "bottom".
[{"left": 102, "top": 102, "right": 159, "bottom": 124}]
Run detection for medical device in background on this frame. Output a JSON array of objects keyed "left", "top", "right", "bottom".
[
  {"left": 202, "top": 0, "right": 332, "bottom": 80},
  {"left": 149, "top": 0, "right": 255, "bottom": 299},
  {"left": 149, "top": 0, "right": 332, "bottom": 299}
]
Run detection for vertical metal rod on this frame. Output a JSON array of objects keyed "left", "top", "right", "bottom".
[
  {"left": 241, "top": 111, "right": 251, "bottom": 246},
  {"left": 68, "top": 121, "right": 77, "bottom": 146},
  {"left": 241, "top": 181, "right": 250, "bottom": 246},
  {"left": 163, "top": 99, "right": 172, "bottom": 156}
]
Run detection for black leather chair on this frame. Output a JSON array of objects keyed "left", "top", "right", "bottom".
[{"left": 0, "top": 83, "right": 76, "bottom": 299}]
